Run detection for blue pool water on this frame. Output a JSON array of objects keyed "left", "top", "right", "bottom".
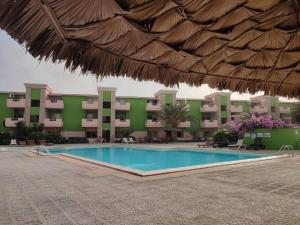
[{"left": 48, "top": 147, "right": 269, "bottom": 172}]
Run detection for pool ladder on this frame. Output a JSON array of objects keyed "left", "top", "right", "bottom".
[
  {"left": 279, "top": 145, "right": 294, "bottom": 157},
  {"left": 36, "top": 146, "right": 49, "bottom": 154}
]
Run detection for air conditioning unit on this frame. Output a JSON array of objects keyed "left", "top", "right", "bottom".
[{"left": 8, "top": 93, "right": 15, "bottom": 98}]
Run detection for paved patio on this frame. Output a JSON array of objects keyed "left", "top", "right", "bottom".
[{"left": 0, "top": 150, "right": 299, "bottom": 225}]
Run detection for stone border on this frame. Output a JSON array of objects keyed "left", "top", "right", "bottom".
[{"left": 29, "top": 145, "right": 290, "bottom": 176}]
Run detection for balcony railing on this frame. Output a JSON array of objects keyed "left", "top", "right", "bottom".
[
  {"left": 146, "top": 120, "right": 163, "bottom": 127},
  {"left": 250, "top": 105, "right": 268, "bottom": 114},
  {"left": 45, "top": 99, "right": 64, "bottom": 109},
  {"left": 178, "top": 121, "right": 191, "bottom": 128},
  {"left": 201, "top": 104, "right": 217, "bottom": 112},
  {"left": 146, "top": 103, "right": 161, "bottom": 111},
  {"left": 5, "top": 118, "right": 24, "bottom": 127},
  {"left": 81, "top": 118, "right": 98, "bottom": 128},
  {"left": 279, "top": 106, "right": 290, "bottom": 114},
  {"left": 7, "top": 98, "right": 25, "bottom": 108},
  {"left": 115, "top": 119, "right": 130, "bottom": 127},
  {"left": 44, "top": 118, "right": 63, "bottom": 127},
  {"left": 82, "top": 101, "right": 98, "bottom": 110},
  {"left": 201, "top": 120, "right": 218, "bottom": 128},
  {"left": 231, "top": 105, "right": 243, "bottom": 113},
  {"left": 115, "top": 102, "right": 130, "bottom": 111}
]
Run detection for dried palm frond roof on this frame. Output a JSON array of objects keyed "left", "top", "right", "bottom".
[{"left": 1, "top": 0, "right": 300, "bottom": 97}]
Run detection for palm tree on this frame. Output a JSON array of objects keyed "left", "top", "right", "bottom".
[{"left": 158, "top": 104, "right": 190, "bottom": 141}]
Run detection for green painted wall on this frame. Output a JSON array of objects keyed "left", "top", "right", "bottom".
[
  {"left": 0, "top": 94, "right": 13, "bottom": 132},
  {"left": 127, "top": 98, "right": 147, "bottom": 131},
  {"left": 62, "top": 96, "right": 85, "bottom": 131},
  {"left": 221, "top": 111, "right": 228, "bottom": 118},
  {"left": 30, "top": 88, "right": 41, "bottom": 123},
  {"left": 31, "top": 88, "right": 41, "bottom": 100},
  {"left": 103, "top": 108, "right": 111, "bottom": 116},
  {"left": 243, "top": 128, "right": 300, "bottom": 150},
  {"left": 101, "top": 91, "right": 112, "bottom": 130},
  {"left": 187, "top": 100, "right": 202, "bottom": 130},
  {"left": 102, "top": 123, "right": 111, "bottom": 130},
  {"left": 30, "top": 107, "right": 39, "bottom": 115},
  {"left": 220, "top": 96, "right": 228, "bottom": 105},
  {"left": 165, "top": 94, "right": 173, "bottom": 104},
  {"left": 102, "top": 91, "right": 111, "bottom": 101},
  {"left": 271, "top": 97, "right": 279, "bottom": 106}
]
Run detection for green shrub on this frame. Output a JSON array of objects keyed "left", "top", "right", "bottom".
[
  {"left": 213, "top": 131, "right": 237, "bottom": 146},
  {"left": 44, "top": 133, "right": 63, "bottom": 144},
  {"left": 0, "top": 132, "right": 11, "bottom": 145}
]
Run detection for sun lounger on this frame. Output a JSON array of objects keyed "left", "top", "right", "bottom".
[
  {"left": 228, "top": 139, "right": 245, "bottom": 149},
  {"left": 197, "top": 142, "right": 207, "bottom": 148},
  {"left": 128, "top": 138, "right": 138, "bottom": 144},
  {"left": 122, "top": 138, "right": 129, "bottom": 144}
]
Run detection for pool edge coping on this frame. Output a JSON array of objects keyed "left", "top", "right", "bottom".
[{"left": 30, "top": 149, "right": 290, "bottom": 176}]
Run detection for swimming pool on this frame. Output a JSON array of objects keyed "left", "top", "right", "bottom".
[{"left": 47, "top": 146, "right": 276, "bottom": 175}]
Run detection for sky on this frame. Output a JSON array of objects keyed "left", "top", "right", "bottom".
[{"left": 0, "top": 30, "right": 297, "bottom": 101}]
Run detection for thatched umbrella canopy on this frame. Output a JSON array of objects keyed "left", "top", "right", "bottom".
[{"left": 1, "top": 0, "right": 300, "bottom": 97}]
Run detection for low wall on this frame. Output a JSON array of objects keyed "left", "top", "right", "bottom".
[{"left": 243, "top": 128, "right": 300, "bottom": 150}]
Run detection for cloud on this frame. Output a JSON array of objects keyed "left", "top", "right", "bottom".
[{"left": 0, "top": 30, "right": 297, "bottom": 102}]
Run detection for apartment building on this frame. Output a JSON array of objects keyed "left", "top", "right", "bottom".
[{"left": 0, "top": 83, "right": 297, "bottom": 142}]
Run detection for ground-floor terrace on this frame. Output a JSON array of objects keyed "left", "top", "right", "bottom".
[{"left": 0, "top": 145, "right": 299, "bottom": 225}]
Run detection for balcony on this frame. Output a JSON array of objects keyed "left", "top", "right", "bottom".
[
  {"left": 279, "top": 106, "right": 290, "bottom": 114},
  {"left": 146, "top": 120, "right": 163, "bottom": 128},
  {"left": 82, "top": 118, "right": 98, "bottom": 128},
  {"left": 44, "top": 118, "right": 63, "bottom": 128},
  {"left": 201, "top": 120, "right": 218, "bottom": 128},
  {"left": 178, "top": 121, "right": 191, "bottom": 128},
  {"left": 201, "top": 104, "right": 217, "bottom": 112},
  {"left": 82, "top": 101, "right": 98, "bottom": 110},
  {"left": 45, "top": 99, "right": 64, "bottom": 109},
  {"left": 251, "top": 105, "right": 268, "bottom": 114},
  {"left": 146, "top": 103, "right": 161, "bottom": 111},
  {"left": 115, "top": 119, "right": 130, "bottom": 127},
  {"left": 7, "top": 99, "right": 25, "bottom": 108},
  {"left": 231, "top": 105, "right": 243, "bottom": 113},
  {"left": 115, "top": 102, "right": 130, "bottom": 111},
  {"left": 5, "top": 118, "right": 24, "bottom": 127}
]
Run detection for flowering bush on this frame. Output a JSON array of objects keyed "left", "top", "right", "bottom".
[{"left": 225, "top": 114, "right": 295, "bottom": 134}]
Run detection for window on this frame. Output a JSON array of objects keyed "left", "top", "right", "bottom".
[
  {"left": 221, "top": 105, "right": 227, "bottom": 111},
  {"left": 116, "top": 111, "right": 126, "bottom": 121},
  {"left": 177, "top": 131, "right": 183, "bottom": 138},
  {"left": 271, "top": 106, "right": 276, "bottom": 112},
  {"left": 86, "top": 131, "right": 97, "bottom": 138},
  {"left": 296, "top": 114, "right": 300, "bottom": 123},
  {"left": 102, "top": 116, "right": 111, "bottom": 123},
  {"left": 147, "top": 99, "right": 158, "bottom": 105},
  {"left": 31, "top": 100, "right": 40, "bottom": 107},
  {"left": 30, "top": 115, "right": 39, "bottom": 123},
  {"left": 103, "top": 101, "right": 111, "bottom": 108},
  {"left": 221, "top": 118, "right": 227, "bottom": 124}
]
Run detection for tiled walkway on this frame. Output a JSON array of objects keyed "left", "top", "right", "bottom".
[{"left": 0, "top": 151, "right": 299, "bottom": 225}]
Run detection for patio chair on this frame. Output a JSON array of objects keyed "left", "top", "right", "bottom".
[
  {"left": 39, "top": 139, "right": 47, "bottom": 145},
  {"left": 128, "top": 137, "right": 138, "bottom": 144},
  {"left": 197, "top": 142, "right": 207, "bottom": 148},
  {"left": 228, "top": 139, "right": 246, "bottom": 149},
  {"left": 248, "top": 137, "right": 266, "bottom": 150},
  {"left": 9, "top": 139, "right": 17, "bottom": 145},
  {"left": 122, "top": 138, "right": 129, "bottom": 144},
  {"left": 18, "top": 140, "right": 27, "bottom": 146}
]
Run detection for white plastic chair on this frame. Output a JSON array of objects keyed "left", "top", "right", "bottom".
[
  {"left": 128, "top": 137, "right": 137, "bottom": 144},
  {"left": 10, "top": 139, "right": 17, "bottom": 145},
  {"left": 122, "top": 138, "right": 129, "bottom": 144},
  {"left": 228, "top": 139, "right": 245, "bottom": 149}
]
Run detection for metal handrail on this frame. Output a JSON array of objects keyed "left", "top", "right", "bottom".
[{"left": 279, "top": 145, "right": 294, "bottom": 157}]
